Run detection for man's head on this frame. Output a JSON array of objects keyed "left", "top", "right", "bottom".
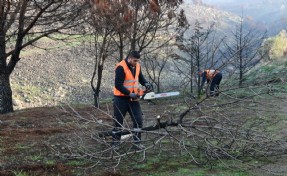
[{"left": 127, "top": 50, "right": 140, "bottom": 67}]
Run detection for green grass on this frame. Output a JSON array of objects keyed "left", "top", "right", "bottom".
[
  {"left": 29, "top": 154, "right": 43, "bottom": 161},
  {"left": 115, "top": 150, "right": 252, "bottom": 176},
  {"left": 224, "top": 57, "right": 287, "bottom": 89},
  {"left": 98, "top": 97, "right": 114, "bottom": 104},
  {"left": 273, "top": 82, "right": 287, "bottom": 90},
  {"left": 259, "top": 64, "right": 277, "bottom": 73},
  {"left": 12, "top": 170, "right": 29, "bottom": 176},
  {"left": 11, "top": 84, "right": 54, "bottom": 102},
  {"left": 19, "top": 34, "right": 93, "bottom": 58},
  {"left": 16, "top": 143, "right": 30, "bottom": 150},
  {"left": 66, "top": 159, "right": 87, "bottom": 166},
  {"left": 46, "top": 159, "right": 56, "bottom": 166},
  {"left": 5, "top": 54, "right": 287, "bottom": 176}
]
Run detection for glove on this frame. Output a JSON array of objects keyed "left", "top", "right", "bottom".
[
  {"left": 129, "top": 93, "right": 138, "bottom": 99},
  {"left": 144, "top": 82, "right": 153, "bottom": 92}
]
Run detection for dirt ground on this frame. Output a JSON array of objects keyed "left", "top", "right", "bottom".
[
  {"left": 0, "top": 100, "right": 172, "bottom": 176},
  {"left": 0, "top": 106, "right": 78, "bottom": 176},
  {"left": 0, "top": 95, "right": 286, "bottom": 176}
]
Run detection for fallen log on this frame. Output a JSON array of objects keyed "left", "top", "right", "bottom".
[{"left": 98, "top": 119, "right": 179, "bottom": 137}]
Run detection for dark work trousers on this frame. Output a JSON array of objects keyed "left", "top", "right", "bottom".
[
  {"left": 210, "top": 72, "right": 222, "bottom": 94},
  {"left": 112, "top": 96, "right": 143, "bottom": 145}
]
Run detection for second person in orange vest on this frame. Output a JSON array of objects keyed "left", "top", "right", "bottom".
[
  {"left": 199, "top": 69, "right": 222, "bottom": 96},
  {"left": 112, "top": 50, "right": 152, "bottom": 151}
]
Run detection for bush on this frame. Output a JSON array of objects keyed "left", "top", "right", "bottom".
[{"left": 263, "top": 30, "right": 287, "bottom": 60}]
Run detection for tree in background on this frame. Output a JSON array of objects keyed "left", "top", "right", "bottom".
[
  {"left": 86, "top": 0, "right": 117, "bottom": 107},
  {"left": 88, "top": 0, "right": 183, "bottom": 106},
  {"left": 0, "top": 0, "right": 86, "bottom": 114},
  {"left": 142, "top": 45, "right": 173, "bottom": 93},
  {"left": 223, "top": 16, "right": 267, "bottom": 87},
  {"left": 108, "top": 0, "right": 183, "bottom": 60},
  {"left": 174, "top": 20, "right": 224, "bottom": 97}
]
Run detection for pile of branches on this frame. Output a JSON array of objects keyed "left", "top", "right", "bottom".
[{"left": 54, "top": 85, "right": 287, "bottom": 174}]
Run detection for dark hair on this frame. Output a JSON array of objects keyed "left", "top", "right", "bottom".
[{"left": 129, "top": 50, "right": 140, "bottom": 59}]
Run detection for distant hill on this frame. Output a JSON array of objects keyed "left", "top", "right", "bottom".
[
  {"left": 180, "top": 2, "right": 240, "bottom": 34},
  {"left": 187, "top": 0, "right": 287, "bottom": 36}
]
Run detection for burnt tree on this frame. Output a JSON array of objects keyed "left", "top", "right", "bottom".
[{"left": 0, "top": 0, "right": 86, "bottom": 114}]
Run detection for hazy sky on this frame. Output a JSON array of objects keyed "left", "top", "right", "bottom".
[
  {"left": 185, "top": 0, "right": 287, "bottom": 16},
  {"left": 183, "top": 0, "right": 287, "bottom": 7}
]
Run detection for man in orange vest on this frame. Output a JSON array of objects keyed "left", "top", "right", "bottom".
[
  {"left": 112, "top": 50, "right": 152, "bottom": 151},
  {"left": 199, "top": 69, "right": 222, "bottom": 96}
]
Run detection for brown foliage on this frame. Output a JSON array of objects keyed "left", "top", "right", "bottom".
[
  {"left": 167, "top": 10, "right": 175, "bottom": 19},
  {"left": 150, "top": 0, "right": 160, "bottom": 13},
  {"left": 123, "top": 9, "right": 134, "bottom": 23},
  {"left": 93, "top": 0, "right": 112, "bottom": 15}
]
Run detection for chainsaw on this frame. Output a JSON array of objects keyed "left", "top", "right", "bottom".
[
  {"left": 130, "top": 89, "right": 180, "bottom": 101},
  {"left": 142, "top": 91, "right": 180, "bottom": 100}
]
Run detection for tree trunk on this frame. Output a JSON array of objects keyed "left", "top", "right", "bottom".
[
  {"left": 239, "top": 54, "right": 243, "bottom": 87},
  {"left": 0, "top": 73, "right": 13, "bottom": 114},
  {"left": 94, "top": 65, "right": 103, "bottom": 108}
]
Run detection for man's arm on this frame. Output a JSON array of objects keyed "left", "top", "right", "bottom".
[
  {"left": 138, "top": 68, "right": 148, "bottom": 86},
  {"left": 115, "top": 66, "right": 130, "bottom": 95},
  {"left": 138, "top": 67, "right": 154, "bottom": 92}
]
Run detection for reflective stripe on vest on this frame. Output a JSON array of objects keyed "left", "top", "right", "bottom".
[
  {"left": 114, "top": 60, "right": 140, "bottom": 96},
  {"left": 205, "top": 70, "right": 219, "bottom": 79}
]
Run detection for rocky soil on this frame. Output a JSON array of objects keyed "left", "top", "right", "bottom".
[
  {"left": 9, "top": 43, "right": 182, "bottom": 110},
  {"left": 10, "top": 45, "right": 115, "bottom": 110}
]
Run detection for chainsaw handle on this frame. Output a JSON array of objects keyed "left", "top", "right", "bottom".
[
  {"left": 130, "top": 97, "right": 140, "bottom": 101},
  {"left": 129, "top": 91, "right": 148, "bottom": 101},
  {"left": 130, "top": 85, "right": 154, "bottom": 101},
  {"left": 139, "top": 88, "right": 153, "bottom": 100}
]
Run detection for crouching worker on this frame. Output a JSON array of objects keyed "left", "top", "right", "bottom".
[
  {"left": 112, "top": 50, "right": 152, "bottom": 151},
  {"left": 199, "top": 69, "right": 222, "bottom": 96}
]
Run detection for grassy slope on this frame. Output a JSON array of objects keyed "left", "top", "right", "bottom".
[
  {"left": 4, "top": 27, "right": 287, "bottom": 175},
  {"left": 1, "top": 58, "right": 286, "bottom": 176},
  {"left": 123, "top": 58, "right": 287, "bottom": 176},
  {"left": 3, "top": 7, "right": 287, "bottom": 176}
]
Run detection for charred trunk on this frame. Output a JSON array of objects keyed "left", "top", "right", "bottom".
[
  {"left": 94, "top": 65, "right": 104, "bottom": 108},
  {"left": 0, "top": 73, "right": 13, "bottom": 114}
]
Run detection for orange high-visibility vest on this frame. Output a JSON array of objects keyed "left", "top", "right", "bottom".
[
  {"left": 114, "top": 60, "right": 140, "bottom": 96},
  {"left": 205, "top": 69, "right": 220, "bottom": 80}
]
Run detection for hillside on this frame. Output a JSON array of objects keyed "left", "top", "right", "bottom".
[
  {"left": 199, "top": 0, "right": 287, "bottom": 35},
  {"left": 181, "top": 3, "right": 240, "bottom": 32},
  {"left": 8, "top": 3, "right": 241, "bottom": 110},
  {"left": 1, "top": 58, "right": 287, "bottom": 175},
  {"left": 10, "top": 41, "right": 115, "bottom": 110},
  {"left": 8, "top": 2, "right": 285, "bottom": 111}
]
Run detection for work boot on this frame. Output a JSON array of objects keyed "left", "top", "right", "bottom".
[
  {"left": 210, "top": 91, "right": 215, "bottom": 97},
  {"left": 111, "top": 140, "right": 120, "bottom": 152},
  {"left": 132, "top": 143, "right": 145, "bottom": 150},
  {"left": 214, "top": 87, "right": 220, "bottom": 96}
]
